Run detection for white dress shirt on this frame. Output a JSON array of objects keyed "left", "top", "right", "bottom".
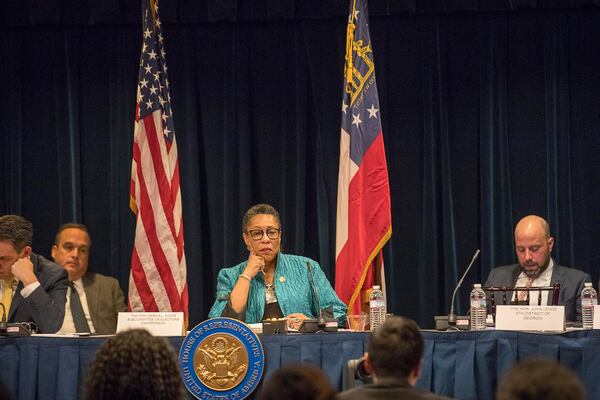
[
  {"left": 57, "top": 278, "right": 96, "bottom": 334},
  {"left": 513, "top": 258, "right": 554, "bottom": 305}
]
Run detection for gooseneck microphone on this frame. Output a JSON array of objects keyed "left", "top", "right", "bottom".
[
  {"left": 448, "top": 249, "right": 481, "bottom": 324},
  {"left": 0, "top": 301, "right": 31, "bottom": 336},
  {"left": 307, "top": 262, "right": 326, "bottom": 328}
]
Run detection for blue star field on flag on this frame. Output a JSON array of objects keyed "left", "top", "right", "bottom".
[{"left": 137, "top": 0, "right": 175, "bottom": 143}]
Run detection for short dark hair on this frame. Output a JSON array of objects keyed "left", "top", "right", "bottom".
[
  {"left": 55, "top": 223, "right": 91, "bottom": 246},
  {"left": 0, "top": 215, "right": 33, "bottom": 252},
  {"left": 258, "top": 364, "right": 336, "bottom": 400},
  {"left": 368, "top": 316, "right": 423, "bottom": 379},
  {"left": 242, "top": 204, "right": 281, "bottom": 232},
  {"left": 84, "top": 329, "right": 185, "bottom": 400},
  {"left": 497, "top": 357, "right": 585, "bottom": 400}
]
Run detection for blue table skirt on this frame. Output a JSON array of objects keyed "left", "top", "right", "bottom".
[
  {"left": 1, "top": 330, "right": 599, "bottom": 400},
  {"left": 417, "top": 329, "right": 600, "bottom": 400},
  {"left": 0, "top": 331, "right": 369, "bottom": 400}
]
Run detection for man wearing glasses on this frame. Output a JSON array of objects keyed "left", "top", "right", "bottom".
[{"left": 209, "top": 204, "right": 347, "bottom": 329}]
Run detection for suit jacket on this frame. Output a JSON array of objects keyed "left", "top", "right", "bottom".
[
  {"left": 484, "top": 261, "right": 591, "bottom": 322},
  {"left": 339, "top": 377, "right": 452, "bottom": 400},
  {"left": 8, "top": 253, "right": 68, "bottom": 333},
  {"left": 82, "top": 272, "right": 127, "bottom": 335}
]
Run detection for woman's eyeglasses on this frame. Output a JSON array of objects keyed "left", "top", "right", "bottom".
[{"left": 247, "top": 228, "right": 281, "bottom": 241}]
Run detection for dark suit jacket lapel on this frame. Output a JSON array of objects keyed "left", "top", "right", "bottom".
[
  {"left": 510, "top": 264, "right": 521, "bottom": 286},
  {"left": 491, "top": 265, "right": 523, "bottom": 306},
  {"left": 549, "top": 262, "right": 565, "bottom": 306},
  {"left": 502, "top": 265, "right": 522, "bottom": 305}
]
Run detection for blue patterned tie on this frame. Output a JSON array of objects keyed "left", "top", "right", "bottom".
[{"left": 69, "top": 282, "right": 90, "bottom": 333}]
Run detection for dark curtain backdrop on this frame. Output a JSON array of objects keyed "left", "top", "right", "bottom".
[{"left": 1, "top": 1, "right": 600, "bottom": 328}]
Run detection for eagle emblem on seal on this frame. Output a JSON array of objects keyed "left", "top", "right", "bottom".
[{"left": 194, "top": 334, "right": 249, "bottom": 390}]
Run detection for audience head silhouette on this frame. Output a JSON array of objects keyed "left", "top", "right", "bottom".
[
  {"left": 368, "top": 316, "right": 423, "bottom": 382},
  {"left": 497, "top": 357, "right": 584, "bottom": 400},
  {"left": 258, "top": 364, "right": 337, "bottom": 400},
  {"left": 85, "top": 329, "right": 185, "bottom": 400}
]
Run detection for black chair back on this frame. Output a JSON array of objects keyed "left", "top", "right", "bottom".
[{"left": 483, "top": 284, "right": 561, "bottom": 322}]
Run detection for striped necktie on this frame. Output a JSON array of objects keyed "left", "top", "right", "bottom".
[
  {"left": 69, "top": 282, "right": 90, "bottom": 333},
  {"left": 518, "top": 276, "right": 536, "bottom": 302}
]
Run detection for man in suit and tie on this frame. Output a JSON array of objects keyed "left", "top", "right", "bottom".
[
  {"left": 52, "top": 223, "right": 127, "bottom": 334},
  {"left": 0, "top": 215, "right": 68, "bottom": 333},
  {"left": 485, "top": 215, "right": 591, "bottom": 322}
]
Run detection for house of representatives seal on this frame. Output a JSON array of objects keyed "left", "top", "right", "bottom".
[{"left": 180, "top": 317, "right": 264, "bottom": 399}]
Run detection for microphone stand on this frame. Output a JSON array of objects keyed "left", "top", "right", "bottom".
[
  {"left": 307, "top": 262, "right": 326, "bottom": 329},
  {"left": 448, "top": 249, "right": 481, "bottom": 325}
]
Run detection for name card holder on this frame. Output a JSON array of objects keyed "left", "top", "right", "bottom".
[
  {"left": 593, "top": 305, "right": 600, "bottom": 329},
  {"left": 495, "top": 305, "right": 565, "bottom": 332},
  {"left": 117, "top": 312, "right": 185, "bottom": 336}
]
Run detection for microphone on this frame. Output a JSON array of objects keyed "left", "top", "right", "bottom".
[
  {"left": 307, "top": 262, "right": 326, "bottom": 329},
  {"left": 448, "top": 249, "right": 481, "bottom": 324},
  {"left": 0, "top": 302, "right": 32, "bottom": 336}
]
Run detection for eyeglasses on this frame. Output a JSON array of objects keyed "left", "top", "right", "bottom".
[{"left": 247, "top": 228, "right": 281, "bottom": 241}]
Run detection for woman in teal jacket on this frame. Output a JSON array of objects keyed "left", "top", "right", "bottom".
[{"left": 208, "top": 204, "right": 347, "bottom": 329}]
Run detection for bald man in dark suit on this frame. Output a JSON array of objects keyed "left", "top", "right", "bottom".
[{"left": 485, "top": 215, "right": 590, "bottom": 322}]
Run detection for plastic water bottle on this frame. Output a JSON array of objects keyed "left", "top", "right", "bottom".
[
  {"left": 369, "top": 285, "right": 386, "bottom": 331},
  {"left": 470, "top": 283, "right": 487, "bottom": 331},
  {"left": 581, "top": 282, "right": 597, "bottom": 329}
]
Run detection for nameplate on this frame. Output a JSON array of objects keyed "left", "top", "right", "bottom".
[
  {"left": 495, "top": 305, "right": 565, "bottom": 331},
  {"left": 116, "top": 312, "right": 185, "bottom": 336},
  {"left": 593, "top": 306, "right": 600, "bottom": 329}
]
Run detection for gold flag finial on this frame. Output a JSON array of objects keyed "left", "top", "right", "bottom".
[{"left": 149, "top": 0, "right": 157, "bottom": 23}]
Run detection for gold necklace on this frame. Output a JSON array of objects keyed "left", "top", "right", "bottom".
[{"left": 263, "top": 271, "right": 274, "bottom": 285}]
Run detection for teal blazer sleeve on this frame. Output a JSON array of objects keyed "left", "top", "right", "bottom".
[
  {"left": 208, "top": 264, "right": 243, "bottom": 319},
  {"left": 309, "top": 260, "right": 348, "bottom": 326}
]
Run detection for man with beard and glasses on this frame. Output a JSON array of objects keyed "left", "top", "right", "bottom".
[{"left": 485, "top": 215, "right": 591, "bottom": 322}]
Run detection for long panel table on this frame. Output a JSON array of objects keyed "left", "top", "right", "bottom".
[
  {"left": 0, "top": 331, "right": 370, "bottom": 400},
  {"left": 418, "top": 329, "right": 600, "bottom": 400},
  {"left": 1, "top": 330, "right": 599, "bottom": 400}
]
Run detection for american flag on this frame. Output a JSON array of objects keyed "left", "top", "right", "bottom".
[
  {"left": 129, "top": 0, "right": 188, "bottom": 320},
  {"left": 335, "top": 0, "right": 392, "bottom": 315}
]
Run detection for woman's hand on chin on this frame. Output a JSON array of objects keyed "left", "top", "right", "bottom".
[{"left": 244, "top": 250, "right": 266, "bottom": 279}]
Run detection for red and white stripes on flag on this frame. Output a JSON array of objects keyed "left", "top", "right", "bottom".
[
  {"left": 335, "top": 0, "right": 392, "bottom": 315},
  {"left": 129, "top": 0, "right": 188, "bottom": 320}
]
